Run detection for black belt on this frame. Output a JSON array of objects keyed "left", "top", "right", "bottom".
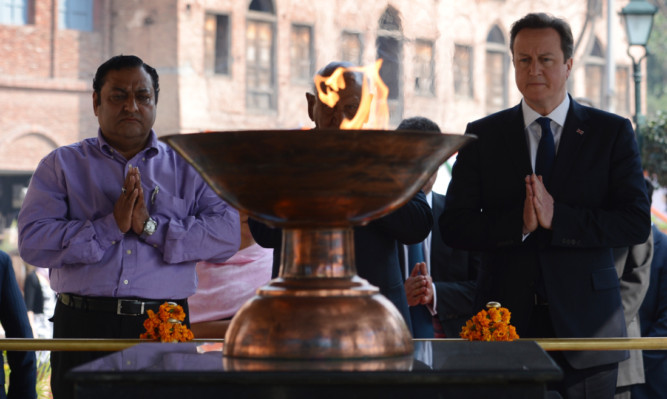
[{"left": 58, "top": 293, "right": 186, "bottom": 316}]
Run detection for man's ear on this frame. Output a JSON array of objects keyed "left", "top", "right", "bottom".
[
  {"left": 306, "top": 92, "right": 316, "bottom": 121},
  {"left": 93, "top": 92, "right": 99, "bottom": 116},
  {"left": 565, "top": 57, "right": 573, "bottom": 78}
]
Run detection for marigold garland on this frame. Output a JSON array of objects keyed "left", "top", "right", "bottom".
[
  {"left": 140, "top": 302, "right": 194, "bottom": 342},
  {"left": 459, "top": 302, "right": 519, "bottom": 342}
]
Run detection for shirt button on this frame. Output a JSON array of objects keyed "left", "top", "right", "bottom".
[
  {"left": 142, "top": 157, "right": 146, "bottom": 161},
  {"left": 126, "top": 250, "right": 132, "bottom": 255},
  {"left": 124, "top": 279, "right": 129, "bottom": 285},
  {"left": 153, "top": 244, "right": 157, "bottom": 248},
  {"left": 111, "top": 240, "right": 116, "bottom": 245}
]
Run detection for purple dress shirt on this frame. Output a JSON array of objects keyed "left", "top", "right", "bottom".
[{"left": 18, "top": 129, "right": 240, "bottom": 300}]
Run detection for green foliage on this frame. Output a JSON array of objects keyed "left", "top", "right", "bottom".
[
  {"left": 3, "top": 351, "right": 52, "bottom": 399},
  {"left": 644, "top": 4, "right": 667, "bottom": 187},
  {"left": 35, "top": 359, "right": 52, "bottom": 399},
  {"left": 647, "top": 11, "right": 667, "bottom": 118},
  {"left": 641, "top": 112, "right": 667, "bottom": 187}
]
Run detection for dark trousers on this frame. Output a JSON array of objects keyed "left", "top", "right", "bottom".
[
  {"left": 527, "top": 304, "right": 618, "bottom": 399},
  {"left": 51, "top": 298, "right": 190, "bottom": 399}
]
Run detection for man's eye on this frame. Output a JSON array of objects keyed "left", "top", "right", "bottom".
[
  {"left": 110, "top": 95, "right": 125, "bottom": 102},
  {"left": 137, "top": 95, "right": 151, "bottom": 104}
]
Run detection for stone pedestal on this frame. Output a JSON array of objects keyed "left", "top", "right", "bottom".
[{"left": 70, "top": 340, "right": 562, "bottom": 399}]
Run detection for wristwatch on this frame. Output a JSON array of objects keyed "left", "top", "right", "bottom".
[{"left": 140, "top": 216, "right": 157, "bottom": 239}]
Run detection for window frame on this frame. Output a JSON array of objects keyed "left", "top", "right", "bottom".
[
  {"left": 246, "top": 9, "right": 277, "bottom": 111},
  {"left": 453, "top": 44, "right": 474, "bottom": 99},
  {"left": 413, "top": 39, "right": 435, "bottom": 97},
  {"left": 58, "top": 0, "right": 94, "bottom": 32},
  {"left": 290, "top": 23, "right": 314, "bottom": 84},
  {"left": 204, "top": 13, "right": 231, "bottom": 76},
  {"left": 0, "top": 0, "right": 28, "bottom": 26}
]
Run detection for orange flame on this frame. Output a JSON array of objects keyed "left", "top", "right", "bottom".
[{"left": 313, "top": 59, "right": 389, "bottom": 130}]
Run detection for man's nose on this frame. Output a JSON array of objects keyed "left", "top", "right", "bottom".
[
  {"left": 123, "top": 96, "right": 139, "bottom": 112},
  {"left": 528, "top": 59, "right": 541, "bottom": 75}
]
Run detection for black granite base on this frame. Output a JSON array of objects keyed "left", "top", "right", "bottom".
[{"left": 70, "top": 340, "right": 562, "bottom": 399}]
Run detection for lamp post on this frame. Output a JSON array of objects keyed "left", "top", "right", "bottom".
[{"left": 620, "top": 0, "right": 657, "bottom": 148}]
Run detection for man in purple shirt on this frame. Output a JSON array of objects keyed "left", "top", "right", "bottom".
[{"left": 17, "top": 55, "right": 240, "bottom": 398}]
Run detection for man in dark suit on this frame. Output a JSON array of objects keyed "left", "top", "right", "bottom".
[
  {"left": 398, "top": 117, "right": 482, "bottom": 339},
  {"left": 0, "top": 250, "right": 37, "bottom": 399},
  {"left": 249, "top": 62, "right": 433, "bottom": 332},
  {"left": 632, "top": 182, "right": 667, "bottom": 399},
  {"left": 440, "top": 13, "right": 651, "bottom": 399},
  {"left": 612, "top": 213, "right": 652, "bottom": 398}
]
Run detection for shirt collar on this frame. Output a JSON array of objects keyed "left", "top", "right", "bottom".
[
  {"left": 522, "top": 94, "right": 570, "bottom": 129},
  {"left": 98, "top": 129, "right": 160, "bottom": 159}
]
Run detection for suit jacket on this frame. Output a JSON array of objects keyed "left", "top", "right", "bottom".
[
  {"left": 249, "top": 190, "right": 433, "bottom": 333},
  {"left": 400, "top": 192, "right": 482, "bottom": 337},
  {"left": 633, "top": 225, "right": 667, "bottom": 399},
  {"left": 0, "top": 251, "right": 37, "bottom": 399},
  {"left": 612, "top": 229, "right": 653, "bottom": 387},
  {"left": 440, "top": 97, "right": 651, "bottom": 369}
]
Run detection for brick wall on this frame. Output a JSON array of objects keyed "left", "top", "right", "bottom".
[{"left": 0, "top": 0, "right": 636, "bottom": 169}]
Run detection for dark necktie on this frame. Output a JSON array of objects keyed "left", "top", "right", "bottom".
[
  {"left": 535, "top": 117, "right": 555, "bottom": 185},
  {"left": 407, "top": 242, "right": 434, "bottom": 338},
  {"left": 534, "top": 119, "right": 553, "bottom": 301}
]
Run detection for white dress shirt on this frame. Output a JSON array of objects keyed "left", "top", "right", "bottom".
[{"left": 521, "top": 94, "right": 570, "bottom": 172}]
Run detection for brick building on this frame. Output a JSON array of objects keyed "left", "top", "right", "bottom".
[{"left": 0, "top": 0, "right": 637, "bottom": 228}]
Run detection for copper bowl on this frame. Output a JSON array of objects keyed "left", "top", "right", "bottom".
[
  {"left": 161, "top": 129, "right": 473, "bottom": 228},
  {"left": 161, "top": 129, "right": 474, "bottom": 361}
]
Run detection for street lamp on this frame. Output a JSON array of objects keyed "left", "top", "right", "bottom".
[{"left": 620, "top": 0, "right": 657, "bottom": 136}]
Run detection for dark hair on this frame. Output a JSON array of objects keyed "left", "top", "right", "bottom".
[
  {"left": 510, "top": 13, "right": 574, "bottom": 61},
  {"left": 396, "top": 116, "right": 441, "bottom": 133},
  {"left": 93, "top": 55, "right": 160, "bottom": 105},
  {"left": 312, "top": 61, "right": 364, "bottom": 94}
]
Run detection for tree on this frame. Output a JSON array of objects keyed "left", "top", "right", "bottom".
[
  {"left": 642, "top": 1, "right": 667, "bottom": 186},
  {"left": 640, "top": 113, "right": 667, "bottom": 187},
  {"left": 646, "top": 9, "right": 667, "bottom": 118}
]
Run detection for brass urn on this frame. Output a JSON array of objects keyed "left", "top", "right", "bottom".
[{"left": 162, "top": 129, "right": 474, "bottom": 360}]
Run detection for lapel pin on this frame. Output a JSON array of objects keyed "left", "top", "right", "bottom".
[{"left": 576, "top": 128, "right": 584, "bottom": 135}]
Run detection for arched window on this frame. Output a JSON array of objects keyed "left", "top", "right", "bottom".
[
  {"left": 249, "top": 0, "right": 274, "bottom": 13},
  {"left": 485, "top": 25, "right": 508, "bottom": 114},
  {"left": 0, "top": 132, "right": 57, "bottom": 228},
  {"left": 246, "top": 0, "right": 276, "bottom": 110},
  {"left": 376, "top": 6, "right": 403, "bottom": 125}
]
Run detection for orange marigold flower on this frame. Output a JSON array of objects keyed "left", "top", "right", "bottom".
[
  {"left": 140, "top": 302, "right": 195, "bottom": 342},
  {"left": 459, "top": 304, "right": 519, "bottom": 341},
  {"left": 169, "top": 306, "right": 186, "bottom": 322}
]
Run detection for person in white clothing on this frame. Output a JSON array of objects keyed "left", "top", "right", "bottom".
[{"left": 189, "top": 211, "right": 273, "bottom": 338}]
